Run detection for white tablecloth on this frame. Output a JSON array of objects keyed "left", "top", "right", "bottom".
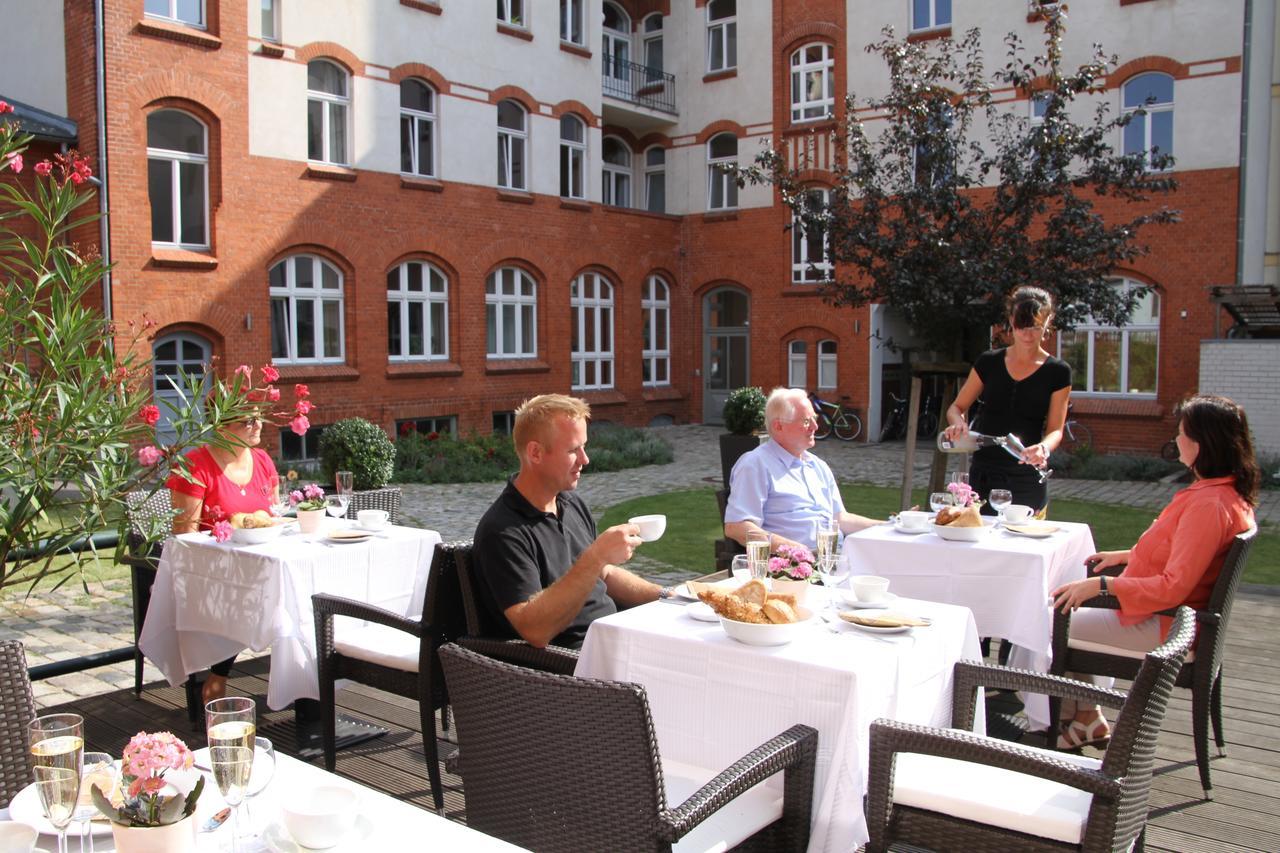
[
  {"left": 575, "top": 592, "right": 983, "bottom": 852},
  {"left": 139, "top": 524, "right": 440, "bottom": 709},
  {"left": 841, "top": 521, "right": 1094, "bottom": 729}
]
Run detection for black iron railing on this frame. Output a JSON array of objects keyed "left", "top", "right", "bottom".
[{"left": 602, "top": 57, "right": 677, "bottom": 114}]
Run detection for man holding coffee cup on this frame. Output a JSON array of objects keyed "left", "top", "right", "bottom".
[
  {"left": 472, "top": 394, "right": 664, "bottom": 649},
  {"left": 724, "top": 388, "right": 881, "bottom": 553}
]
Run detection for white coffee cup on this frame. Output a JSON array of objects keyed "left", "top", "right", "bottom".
[
  {"left": 1002, "top": 504, "right": 1033, "bottom": 524},
  {"left": 629, "top": 514, "right": 667, "bottom": 542},
  {"left": 0, "top": 823, "right": 38, "bottom": 853},
  {"left": 851, "top": 575, "right": 890, "bottom": 602},
  {"left": 282, "top": 785, "right": 359, "bottom": 849},
  {"left": 897, "top": 510, "right": 931, "bottom": 530},
  {"left": 356, "top": 509, "right": 389, "bottom": 530}
]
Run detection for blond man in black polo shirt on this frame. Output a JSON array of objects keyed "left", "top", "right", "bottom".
[{"left": 472, "top": 394, "right": 664, "bottom": 649}]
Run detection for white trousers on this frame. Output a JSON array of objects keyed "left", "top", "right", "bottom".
[{"left": 1060, "top": 608, "right": 1162, "bottom": 718}]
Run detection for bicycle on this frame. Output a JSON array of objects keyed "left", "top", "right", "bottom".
[
  {"left": 809, "top": 392, "right": 863, "bottom": 441},
  {"left": 915, "top": 392, "right": 940, "bottom": 438},
  {"left": 1059, "top": 403, "right": 1092, "bottom": 452},
  {"left": 879, "top": 392, "right": 908, "bottom": 442}
]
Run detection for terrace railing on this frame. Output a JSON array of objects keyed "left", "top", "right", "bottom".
[{"left": 602, "top": 57, "right": 677, "bottom": 115}]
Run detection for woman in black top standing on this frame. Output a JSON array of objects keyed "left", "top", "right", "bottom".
[{"left": 943, "top": 287, "right": 1072, "bottom": 514}]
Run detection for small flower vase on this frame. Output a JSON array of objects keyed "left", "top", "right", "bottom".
[
  {"left": 770, "top": 578, "right": 810, "bottom": 606},
  {"left": 296, "top": 508, "right": 324, "bottom": 534},
  {"left": 110, "top": 815, "right": 197, "bottom": 853}
]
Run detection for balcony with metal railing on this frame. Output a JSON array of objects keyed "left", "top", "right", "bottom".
[{"left": 601, "top": 56, "right": 676, "bottom": 117}]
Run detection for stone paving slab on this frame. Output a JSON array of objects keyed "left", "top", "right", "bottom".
[{"left": 5, "top": 424, "right": 1275, "bottom": 708}]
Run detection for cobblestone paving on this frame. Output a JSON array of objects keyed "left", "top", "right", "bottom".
[{"left": 6, "top": 424, "right": 1277, "bottom": 708}]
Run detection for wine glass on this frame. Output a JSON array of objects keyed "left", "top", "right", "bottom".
[
  {"left": 29, "top": 713, "right": 84, "bottom": 853},
  {"left": 928, "top": 491, "right": 952, "bottom": 514},
  {"left": 325, "top": 494, "right": 350, "bottom": 520},
  {"left": 240, "top": 737, "right": 276, "bottom": 844},
  {"left": 73, "top": 751, "right": 114, "bottom": 853},
  {"left": 335, "top": 470, "right": 353, "bottom": 497},
  {"left": 207, "top": 697, "right": 256, "bottom": 853},
  {"left": 989, "top": 489, "right": 1013, "bottom": 520},
  {"left": 210, "top": 747, "right": 253, "bottom": 853},
  {"left": 949, "top": 471, "right": 970, "bottom": 488},
  {"left": 730, "top": 554, "right": 750, "bottom": 582}
]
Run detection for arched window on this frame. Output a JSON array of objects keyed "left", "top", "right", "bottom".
[
  {"left": 642, "top": 13, "right": 664, "bottom": 81},
  {"left": 571, "top": 272, "right": 614, "bottom": 389},
  {"left": 602, "top": 137, "right": 631, "bottom": 207},
  {"left": 603, "top": 3, "right": 631, "bottom": 86},
  {"left": 269, "top": 254, "right": 345, "bottom": 363},
  {"left": 151, "top": 331, "right": 211, "bottom": 444},
  {"left": 707, "top": 0, "right": 737, "bottom": 73},
  {"left": 707, "top": 132, "right": 738, "bottom": 210},
  {"left": 791, "top": 43, "right": 834, "bottom": 122},
  {"left": 641, "top": 275, "right": 670, "bottom": 386},
  {"left": 146, "top": 109, "right": 208, "bottom": 248},
  {"left": 400, "top": 79, "right": 436, "bottom": 177},
  {"left": 817, "top": 339, "right": 837, "bottom": 389},
  {"left": 788, "top": 340, "right": 807, "bottom": 388},
  {"left": 1123, "top": 72, "right": 1174, "bottom": 171},
  {"left": 560, "top": 115, "right": 586, "bottom": 199},
  {"left": 307, "top": 60, "right": 349, "bottom": 165},
  {"left": 644, "top": 146, "right": 665, "bottom": 213},
  {"left": 486, "top": 267, "right": 537, "bottom": 357},
  {"left": 387, "top": 260, "right": 448, "bottom": 361},
  {"left": 497, "top": 100, "right": 527, "bottom": 190}
]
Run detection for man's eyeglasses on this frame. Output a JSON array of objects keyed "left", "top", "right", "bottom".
[{"left": 781, "top": 417, "right": 818, "bottom": 429}]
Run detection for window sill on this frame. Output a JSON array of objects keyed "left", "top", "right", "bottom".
[
  {"left": 1068, "top": 396, "right": 1164, "bottom": 418},
  {"left": 497, "top": 23, "right": 533, "bottom": 41},
  {"left": 135, "top": 18, "right": 222, "bottom": 49},
  {"left": 149, "top": 247, "right": 218, "bottom": 270},
  {"left": 906, "top": 26, "right": 951, "bottom": 44},
  {"left": 486, "top": 359, "right": 549, "bottom": 375},
  {"left": 497, "top": 188, "right": 535, "bottom": 204},
  {"left": 258, "top": 43, "right": 285, "bottom": 57},
  {"left": 305, "top": 163, "right": 358, "bottom": 182},
  {"left": 1119, "top": 0, "right": 1159, "bottom": 5},
  {"left": 401, "top": 176, "right": 443, "bottom": 192},
  {"left": 702, "top": 69, "right": 737, "bottom": 83},
  {"left": 559, "top": 198, "right": 591, "bottom": 212},
  {"left": 787, "top": 118, "right": 837, "bottom": 134},
  {"left": 641, "top": 386, "right": 683, "bottom": 402},
  {"left": 601, "top": 206, "right": 680, "bottom": 221},
  {"left": 783, "top": 285, "right": 826, "bottom": 296},
  {"left": 702, "top": 210, "right": 739, "bottom": 222},
  {"left": 560, "top": 42, "right": 591, "bottom": 59},
  {"left": 400, "top": 0, "right": 442, "bottom": 13},
  {"left": 275, "top": 364, "right": 360, "bottom": 382},
  {"left": 578, "top": 389, "right": 627, "bottom": 406},
  {"left": 386, "top": 361, "right": 461, "bottom": 379}
]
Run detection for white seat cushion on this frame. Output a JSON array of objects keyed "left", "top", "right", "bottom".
[
  {"left": 1069, "top": 637, "right": 1195, "bottom": 663},
  {"left": 663, "top": 759, "right": 783, "bottom": 853},
  {"left": 891, "top": 731, "right": 1102, "bottom": 844},
  {"left": 333, "top": 621, "right": 421, "bottom": 672}
]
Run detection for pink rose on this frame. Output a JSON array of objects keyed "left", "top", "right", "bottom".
[
  {"left": 139, "top": 404, "right": 160, "bottom": 426},
  {"left": 34, "top": 160, "right": 53, "bottom": 177},
  {"left": 4, "top": 152, "right": 22, "bottom": 173},
  {"left": 136, "top": 445, "right": 163, "bottom": 466},
  {"left": 290, "top": 414, "right": 310, "bottom": 435},
  {"left": 212, "top": 520, "right": 233, "bottom": 542},
  {"left": 261, "top": 364, "right": 280, "bottom": 382},
  {"left": 294, "top": 383, "right": 310, "bottom": 398}
]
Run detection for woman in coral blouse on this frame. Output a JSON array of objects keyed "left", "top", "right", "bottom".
[{"left": 1051, "top": 394, "right": 1258, "bottom": 749}]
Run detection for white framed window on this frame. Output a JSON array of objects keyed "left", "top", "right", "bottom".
[
  {"left": 497, "top": 0, "right": 524, "bottom": 27},
  {"left": 603, "top": 3, "right": 631, "bottom": 87},
  {"left": 492, "top": 410, "right": 516, "bottom": 435},
  {"left": 145, "top": 0, "right": 204, "bottom": 28},
  {"left": 913, "top": 100, "right": 954, "bottom": 187},
  {"left": 560, "top": 115, "right": 586, "bottom": 199},
  {"left": 307, "top": 60, "right": 349, "bottom": 165},
  {"left": 707, "top": 0, "right": 737, "bottom": 73},
  {"left": 707, "top": 133, "right": 738, "bottom": 210},
  {"left": 147, "top": 110, "right": 208, "bottom": 249},
  {"left": 641, "top": 275, "right": 670, "bottom": 387},
  {"left": 788, "top": 340, "right": 807, "bottom": 389},
  {"left": 644, "top": 146, "right": 665, "bottom": 213},
  {"left": 486, "top": 267, "right": 537, "bottom": 358},
  {"left": 400, "top": 79, "right": 436, "bottom": 178},
  {"left": 817, "top": 339, "right": 837, "bottom": 390},
  {"left": 1122, "top": 72, "right": 1173, "bottom": 171},
  {"left": 269, "top": 254, "right": 345, "bottom": 364},
  {"left": 602, "top": 137, "right": 631, "bottom": 207},
  {"left": 560, "top": 0, "right": 584, "bottom": 45},
  {"left": 260, "top": 0, "right": 279, "bottom": 42},
  {"left": 571, "top": 272, "right": 615, "bottom": 390},
  {"left": 790, "top": 43, "right": 834, "bottom": 122},
  {"left": 1030, "top": 91, "right": 1050, "bottom": 126},
  {"left": 151, "top": 331, "right": 211, "bottom": 445},
  {"left": 642, "top": 13, "right": 664, "bottom": 82},
  {"left": 911, "top": 0, "right": 951, "bottom": 32},
  {"left": 497, "top": 100, "right": 527, "bottom": 190},
  {"left": 387, "top": 260, "right": 448, "bottom": 361},
  {"left": 396, "top": 415, "right": 456, "bottom": 437},
  {"left": 792, "top": 188, "right": 831, "bottom": 283},
  {"left": 1058, "top": 278, "right": 1159, "bottom": 396}
]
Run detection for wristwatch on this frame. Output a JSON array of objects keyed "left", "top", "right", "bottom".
[
  {"left": 1099, "top": 576, "right": 1109, "bottom": 595},
  {"left": 657, "top": 587, "right": 672, "bottom": 600}
]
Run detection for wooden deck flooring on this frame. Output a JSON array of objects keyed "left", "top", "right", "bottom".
[{"left": 42, "top": 590, "right": 1280, "bottom": 852}]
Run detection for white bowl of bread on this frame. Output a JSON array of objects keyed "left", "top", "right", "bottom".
[
  {"left": 229, "top": 510, "right": 286, "bottom": 544},
  {"left": 931, "top": 504, "right": 992, "bottom": 542},
  {"left": 697, "top": 579, "right": 814, "bottom": 646}
]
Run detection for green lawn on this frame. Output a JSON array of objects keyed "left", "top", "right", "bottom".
[{"left": 601, "top": 485, "right": 1280, "bottom": 586}]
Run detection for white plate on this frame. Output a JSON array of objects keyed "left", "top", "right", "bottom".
[
  {"left": 192, "top": 745, "right": 275, "bottom": 792},
  {"left": 686, "top": 602, "right": 719, "bottom": 622},
  {"left": 1003, "top": 523, "right": 1061, "bottom": 539},
  {"left": 264, "top": 814, "right": 373, "bottom": 852},
  {"left": 843, "top": 621, "right": 913, "bottom": 635},
  {"left": 326, "top": 530, "right": 373, "bottom": 544},
  {"left": 892, "top": 523, "right": 930, "bottom": 536},
  {"left": 8, "top": 783, "right": 112, "bottom": 838},
  {"left": 837, "top": 591, "right": 898, "bottom": 610}
]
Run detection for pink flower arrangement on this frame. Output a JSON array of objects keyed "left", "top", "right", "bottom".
[
  {"left": 290, "top": 482, "right": 326, "bottom": 511},
  {"left": 947, "top": 481, "right": 981, "bottom": 508},
  {"left": 212, "top": 519, "right": 234, "bottom": 542},
  {"left": 94, "top": 731, "right": 204, "bottom": 827},
  {"left": 767, "top": 543, "right": 816, "bottom": 582}
]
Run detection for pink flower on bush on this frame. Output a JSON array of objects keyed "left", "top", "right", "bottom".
[
  {"left": 34, "top": 160, "right": 52, "bottom": 177},
  {"left": 261, "top": 364, "right": 280, "bottom": 382},
  {"left": 234, "top": 364, "right": 252, "bottom": 380},
  {"left": 295, "top": 399, "right": 313, "bottom": 415},
  {"left": 267, "top": 387, "right": 281, "bottom": 401},
  {"left": 290, "top": 414, "right": 310, "bottom": 435},
  {"left": 139, "top": 404, "right": 160, "bottom": 426},
  {"left": 212, "top": 520, "right": 233, "bottom": 542},
  {"left": 137, "top": 445, "right": 163, "bottom": 466},
  {"left": 4, "top": 152, "right": 22, "bottom": 173},
  {"left": 0, "top": 100, "right": 11, "bottom": 114},
  {"left": 295, "top": 383, "right": 310, "bottom": 398}
]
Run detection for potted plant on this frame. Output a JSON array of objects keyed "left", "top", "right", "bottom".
[
  {"left": 766, "top": 543, "right": 817, "bottom": 604},
  {"left": 719, "top": 386, "right": 767, "bottom": 488},
  {"left": 289, "top": 483, "right": 327, "bottom": 533},
  {"left": 92, "top": 731, "right": 204, "bottom": 853}
]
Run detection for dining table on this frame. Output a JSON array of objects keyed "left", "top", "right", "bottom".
[
  {"left": 840, "top": 518, "right": 1095, "bottom": 730},
  {"left": 575, "top": 586, "right": 984, "bottom": 853}
]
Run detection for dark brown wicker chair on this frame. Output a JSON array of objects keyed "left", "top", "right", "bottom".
[
  {"left": 122, "top": 489, "right": 174, "bottom": 696},
  {"left": 864, "top": 606, "right": 1196, "bottom": 853},
  {"left": 0, "top": 640, "right": 36, "bottom": 809},
  {"left": 714, "top": 488, "right": 745, "bottom": 574},
  {"left": 439, "top": 642, "right": 818, "bottom": 852},
  {"left": 1050, "top": 527, "right": 1256, "bottom": 799},
  {"left": 345, "top": 486, "right": 402, "bottom": 525},
  {"left": 311, "top": 539, "right": 471, "bottom": 814}
]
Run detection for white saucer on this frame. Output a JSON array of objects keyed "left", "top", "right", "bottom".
[
  {"left": 686, "top": 602, "right": 719, "bottom": 622},
  {"left": 893, "top": 524, "right": 930, "bottom": 536},
  {"left": 838, "top": 591, "right": 897, "bottom": 610},
  {"left": 7, "top": 784, "right": 112, "bottom": 838},
  {"left": 264, "top": 814, "right": 373, "bottom": 852},
  {"left": 844, "top": 621, "right": 913, "bottom": 635}
]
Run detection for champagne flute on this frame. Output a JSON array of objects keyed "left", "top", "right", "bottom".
[
  {"left": 30, "top": 713, "right": 84, "bottom": 853},
  {"left": 207, "top": 697, "right": 255, "bottom": 853},
  {"left": 814, "top": 518, "right": 840, "bottom": 578},
  {"left": 74, "top": 751, "right": 114, "bottom": 853},
  {"left": 745, "top": 531, "right": 770, "bottom": 581},
  {"left": 335, "top": 470, "right": 353, "bottom": 497},
  {"left": 210, "top": 747, "right": 253, "bottom": 853},
  {"left": 240, "top": 737, "right": 276, "bottom": 843}
]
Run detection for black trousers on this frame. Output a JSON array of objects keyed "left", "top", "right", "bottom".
[{"left": 208, "top": 655, "right": 236, "bottom": 677}]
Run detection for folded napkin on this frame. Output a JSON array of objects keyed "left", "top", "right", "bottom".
[
  {"left": 328, "top": 529, "right": 373, "bottom": 540},
  {"left": 838, "top": 611, "right": 930, "bottom": 628},
  {"left": 1004, "top": 522, "right": 1060, "bottom": 535}
]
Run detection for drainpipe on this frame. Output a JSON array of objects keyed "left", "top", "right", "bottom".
[
  {"left": 93, "top": 0, "right": 112, "bottom": 326},
  {"left": 1236, "top": 0, "right": 1275, "bottom": 289}
]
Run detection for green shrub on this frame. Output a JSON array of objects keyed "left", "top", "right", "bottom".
[
  {"left": 1259, "top": 453, "right": 1280, "bottom": 491},
  {"left": 1051, "top": 450, "right": 1185, "bottom": 482},
  {"left": 318, "top": 418, "right": 396, "bottom": 490},
  {"left": 722, "top": 387, "right": 766, "bottom": 435},
  {"left": 583, "top": 424, "right": 674, "bottom": 471}
]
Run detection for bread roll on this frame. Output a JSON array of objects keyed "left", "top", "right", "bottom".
[
  {"left": 761, "top": 600, "right": 799, "bottom": 624},
  {"left": 229, "top": 512, "right": 249, "bottom": 529},
  {"left": 949, "top": 505, "right": 984, "bottom": 528},
  {"left": 733, "top": 579, "right": 769, "bottom": 607}
]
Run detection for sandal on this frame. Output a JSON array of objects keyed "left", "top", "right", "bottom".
[{"left": 1057, "top": 716, "right": 1111, "bottom": 751}]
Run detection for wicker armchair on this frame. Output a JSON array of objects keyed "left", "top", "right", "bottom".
[
  {"left": 345, "top": 486, "right": 402, "bottom": 525},
  {"left": 864, "top": 607, "right": 1196, "bottom": 853},
  {"left": 439, "top": 642, "right": 818, "bottom": 852},
  {"left": 714, "top": 488, "right": 745, "bottom": 574},
  {"left": 312, "top": 539, "right": 471, "bottom": 814},
  {"left": 1050, "top": 527, "right": 1256, "bottom": 799},
  {"left": 123, "top": 489, "right": 174, "bottom": 696},
  {"left": 0, "top": 640, "right": 36, "bottom": 809}
]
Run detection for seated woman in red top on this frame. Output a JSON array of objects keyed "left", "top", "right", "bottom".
[
  {"left": 166, "top": 412, "right": 281, "bottom": 703},
  {"left": 1051, "top": 394, "right": 1259, "bottom": 749}
]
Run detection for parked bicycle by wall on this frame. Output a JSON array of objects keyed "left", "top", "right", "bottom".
[
  {"left": 1059, "top": 403, "right": 1092, "bottom": 452},
  {"left": 880, "top": 392, "right": 908, "bottom": 442},
  {"left": 809, "top": 392, "right": 863, "bottom": 441}
]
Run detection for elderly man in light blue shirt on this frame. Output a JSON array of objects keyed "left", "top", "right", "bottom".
[{"left": 725, "top": 388, "right": 881, "bottom": 551}]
